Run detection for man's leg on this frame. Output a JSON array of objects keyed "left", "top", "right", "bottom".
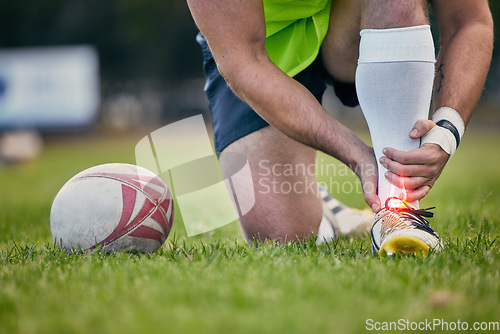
[
  {"left": 357, "top": 0, "right": 433, "bottom": 206},
  {"left": 322, "top": 0, "right": 431, "bottom": 207},
  {"left": 219, "top": 126, "right": 323, "bottom": 243},
  {"left": 320, "top": 0, "right": 362, "bottom": 83},
  {"left": 322, "top": 0, "right": 429, "bottom": 81},
  {"left": 197, "top": 31, "right": 337, "bottom": 244},
  {"left": 322, "top": 0, "right": 442, "bottom": 257}
]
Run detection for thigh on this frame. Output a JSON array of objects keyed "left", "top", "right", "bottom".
[
  {"left": 321, "top": 0, "right": 363, "bottom": 83},
  {"left": 361, "top": 0, "right": 429, "bottom": 29},
  {"left": 321, "top": 0, "right": 429, "bottom": 83},
  {"left": 219, "top": 126, "right": 322, "bottom": 243}
]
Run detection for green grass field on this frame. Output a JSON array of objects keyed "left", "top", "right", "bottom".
[{"left": 1, "top": 128, "right": 499, "bottom": 334}]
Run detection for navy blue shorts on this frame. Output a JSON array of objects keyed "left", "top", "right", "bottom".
[{"left": 197, "top": 33, "right": 359, "bottom": 153}]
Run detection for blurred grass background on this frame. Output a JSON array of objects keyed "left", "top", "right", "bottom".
[
  {"left": 0, "top": 128, "right": 499, "bottom": 334},
  {"left": 2, "top": 127, "right": 498, "bottom": 246}
]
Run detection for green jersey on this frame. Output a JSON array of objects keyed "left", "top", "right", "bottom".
[{"left": 263, "top": 0, "right": 332, "bottom": 77}]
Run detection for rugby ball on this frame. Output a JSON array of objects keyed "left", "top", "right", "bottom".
[{"left": 50, "top": 163, "right": 173, "bottom": 253}]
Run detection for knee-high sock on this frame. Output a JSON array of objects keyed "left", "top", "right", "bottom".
[{"left": 355, "top": 25, "right": 435, "bottom": 208}]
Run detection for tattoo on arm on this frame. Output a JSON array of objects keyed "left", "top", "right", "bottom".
[{"left": 436, "top": 63, "right": 445, "bottom": 95}]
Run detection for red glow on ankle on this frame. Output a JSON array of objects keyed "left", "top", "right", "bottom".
[{"left": 385, "top": 197, "right": 406, "bottom": 210}]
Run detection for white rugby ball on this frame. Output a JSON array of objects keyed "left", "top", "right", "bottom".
[{"left": 50, "top": 163, "right": 173, "bottom": 253}]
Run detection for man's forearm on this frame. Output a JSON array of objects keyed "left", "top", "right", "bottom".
[
  {"left": 432, "top": 20, "right": 494, "bottom": 124},
  {"left": 223, "top": 56, "right": 369, "bottom": 170}
]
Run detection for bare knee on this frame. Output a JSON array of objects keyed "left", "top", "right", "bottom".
[
  {"left": 229, "top": 155, "right": 323, "bottom": 243},
  {"left": 219, "top": 126, "right": 322, "bottom": 243},
  {"left": 321, "top": 0, "right": 429, "bottom": 82},
  {"left": 361, "top": 0, "right": 429, "bottom": 29},
  {"left": 239, "top": 195, "right": 322, "bottom": 243}
]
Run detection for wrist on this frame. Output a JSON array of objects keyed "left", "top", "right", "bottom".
[
  {"left": 350, "top": 142, "right": 375, "bottom": 177},
  {"left": 421, "top": 107, "right": 465, "bottom": 159}
]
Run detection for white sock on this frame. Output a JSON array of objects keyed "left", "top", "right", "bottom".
[
  {"left": 316, "top": 215, "right": 335, "bottom": 245},
  {"left": 355, "top": 25, "right": 435, "bottom": 208}
]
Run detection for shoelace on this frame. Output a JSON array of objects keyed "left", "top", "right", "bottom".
[{"left": 384, "top": 197, "right": 438, "bottom": 236}]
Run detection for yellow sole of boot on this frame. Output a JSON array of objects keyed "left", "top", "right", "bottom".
[{"left": 379, "top": 235, "right": 430, "bottom": 259}]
